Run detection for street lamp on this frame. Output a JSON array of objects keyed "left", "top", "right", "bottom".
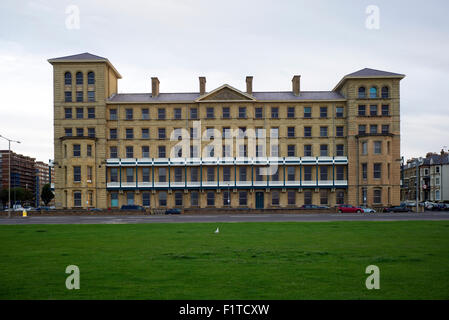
[
  {"left": 413, "top": 157, "right": 423, "bottom": 213},
  {"left": 0, "top": 135, "right": 21, "bottom": 218}
]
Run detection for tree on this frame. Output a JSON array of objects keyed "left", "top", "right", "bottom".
[{"left": 41, "top": 184, "right": 54, "bottom": 206}]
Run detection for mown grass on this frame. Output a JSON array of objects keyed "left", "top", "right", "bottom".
[{"left": 0, "top": 221, "right": 448, "bottom": 299}]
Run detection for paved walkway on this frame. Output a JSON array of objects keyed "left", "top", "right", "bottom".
[{"left": 0, "top": 211, "right": 448, "bottom": 225}]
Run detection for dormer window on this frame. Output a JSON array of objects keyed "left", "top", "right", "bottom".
[
  {"left": 369, "top": 86, "right": 378, "bottom": 98},
  {"left": 358, "top": 87, "right": 366, "bottom": 98}
]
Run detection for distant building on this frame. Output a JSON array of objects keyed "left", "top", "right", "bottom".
[
  {"left": 0, "top": 150, "right": 36, "bottom": 192},
  {"left": 402, "top": 151, "right": 449, "bottom": 202}
]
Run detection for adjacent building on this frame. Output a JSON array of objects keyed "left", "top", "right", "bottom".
[
  {"left": 49, "top": 52, "right": 404, "bottom": 209},
  {"left": 0, "top": 150, "right": 36, "bottom": 192}
]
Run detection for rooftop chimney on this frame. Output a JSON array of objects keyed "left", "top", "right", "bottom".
[
  {"left": 246, "top": 76, "right": 253, "bottom": 95},
  {"left": 151, "top": 77, "right": 160, "bottom": 97},
  {"left": 292, "top": 75, "right": 301, "bottom": 96},
  {"left": 199, "top": 77, "right": 206, "bottom": 95}
]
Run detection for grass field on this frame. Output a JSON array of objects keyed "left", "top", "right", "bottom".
[{"left": 0, "top": 221, "right": 448, "bottom": 300}]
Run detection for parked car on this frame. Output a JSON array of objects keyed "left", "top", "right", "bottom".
[
  {"left": 36, "top": 206, "right": 52, "bottom": 212},
  {"left": 120, "top": 205, "right": 145, "bottom": 211},
  {"left": 384, "top": 205, "right": 411, "bottom": 213},
  {"left": 360, "top": 206, "right": 376, "bottom": 213},
  {"left": 337, "top": 205, "right": 363, "bottom": 213},
  {"left": 300, "top": 204, "right": 329, "bottom": 210},
  {"left": 165, "top": 208, "right": 181, "bottom": 215},
  {"left": 89, "top": 208, "right": 103, "bottom": 212}
]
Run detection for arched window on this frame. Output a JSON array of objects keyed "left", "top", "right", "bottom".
[
  {"left": 76, "top": 72, "right": 83, "bottom": 85},
  {"left": 358, "top": 87, "right": 366, "bottom": 98},
  {"left": 369, "top": 86, "right": 378, "bottom": 98},
  {"left": 381, "top": 86, "right": 389, "bottom": 98},
  {"left": 88, "top": 72, "right": 95, "bottom": 85},
  {"left": 64, "top": 72, "right": 72, "bottom": 85}
]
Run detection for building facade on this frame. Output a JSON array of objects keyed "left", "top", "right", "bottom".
[
  {"left": 49, "top": 53, "right": 404, "bottom": 209},
  {"left": 402, "top": 151, "right": 449, "bottom": 202},
  {"left": 0, "top": 150, "right": 36, "bottom": 192}
]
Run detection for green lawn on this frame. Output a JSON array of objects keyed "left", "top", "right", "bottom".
[{"left": 0, "top": 221, "right": 448, "bottom": 300}]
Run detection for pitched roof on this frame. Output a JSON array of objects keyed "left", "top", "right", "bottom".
[
  {"left": 48, "top": 52, "right": 107, "bottom": 61},
  {"left": 423, "top": 154, "right": 449, "bottom": 165},
  {"left": 107, "top": 90, "right": 345, "bottom": 103},
  {"left": 344, "top": 68, "right": 405, "bottom": 78}
]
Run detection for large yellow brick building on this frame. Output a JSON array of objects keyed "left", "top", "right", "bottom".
[{"left": 48, "top": 53, "right": 404, "bottom": 210}]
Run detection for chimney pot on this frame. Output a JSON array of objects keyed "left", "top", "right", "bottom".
[
  {"left": 199, "top": 77, "right": 206, "bottom": 95},
  {"left": 246, "top": 76, "right": 253, "bottom": 95},
  {"left": 292, "top": 75, "right": 301, "bottom": 96},
  {"left": 151, "top": 77, "right": 160, "bottom": 97}
]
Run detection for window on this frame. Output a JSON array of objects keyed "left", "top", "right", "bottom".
[
  {"left": 87, "top": 166, "right": 93, "bottom": 181},
  {"left": 142, "top": 192, "right": 150, "bottom": 207},
  {"left": 374, "top": 163, "right": 382, "bottom": 179},
  {"left": 336, "top": 191, "right": 345, "bottom": 205},
  {"left": 73, "top": 166, "right": 81, "bottom": 182},
  {"left": 336, "top": 166, "right": 345, "bottom": 180},
  {"left": 361, "top": 141, "right": 368, "bottom": 155},
  {"left": 87, "top": 145, "right": 92, "bottom": 157},
  {"left": 271, "top": 107, "right": 279, "bottom": 119},
  {"left": 362, "top": 163, "right": 368, "bottom": 180},
  {"left": 207, "top": 167, "right": 215, "bottom": 182},
  {"left": 239, "top": 167, "right": 247, "bottom": 181},
  {"left": 382, "top": 105, "right": 390, "bottom": 116},
  {"left": 358, "top": 87, "right": 366, "bottom": 98},
  {"left": 320, "top": 189, "right": 328, "bottom": 205},
  {"left": 207, "top": 145, "right": 215, "bottom": 157},
  {"left": 110, "top": 146, "right": 118, "bottom": 158},
  {"left": 158, "top": 108, "right": 166, "bottom": 120},
  {"left": 255, "top": 167, "right": 264, "bottom": 181},
  {"left": 158, "top": 146, "right": 166, "bottom": 158},
  {"left": 126, "top": 146, "right": 134, "bottom": 158},
  {"left": 223, "top": 167, "right": 231, "bottom": 181},
  {"left": 358, "top": 105, "right": 366, "bottom": 116},
  {"left": 287, "top": 145, "right": 296, "bottom": 157},
  {"left": 238, "top": 145, "right": 247, "bottom": 157},
  {"left": 222, "top": 127, "right": 231, "bottom": 139},
  {"left": 320, "top": 107, "right": 328, "bottom": 118},
  {"left": 270, "top": 127, "right": 279, "bottom": 138},
  {"left": 272, "top": 191, "right": 280, "bottom": 206},
  {"left": 358, "top": 125, "right": 366, "bottom": 135},
  {"left": 271, "top": 145, "right": 279, "bottom": 157},
  {"left": 74, "top": 191, "right": 82, "bottom": 207},
  {"left": 287, "top": 107, "right": 295, "bottom": 118},
  {"left": 87, "top": 72, "right": 95, "bottom": 85},
  {"left": 191, "top": 192, "right": 199, "bottom": 206},
  {"left": 370, "top": 105, "right": 377, "bottom": 116},
  {"left": 64, "top": 72, "right": 72, "bottom": 85},
  {"left": 304, "top": 127, "right": 312, "bottom": 137},
  {"left": 87, "top": 128, "right": 95, "bottom": 138},
  {"left": 382, "top": 125, "right": 390, "bottom": 134},
  {"left": 369, "top": 86, "right": 378, "bottom": 98},
  {"left": 239, "top": 191, "right": 247, "bottom": 206},
  {"left": 436, "top": 190, "right": 441, "bottom": 200},
  {"left": 73, "top": 144, "right": 81, "bottom": 157},
  {"left": 288, "top": 191, "right": 296, "bottom": 205},
  {"left": 320, "top": 127, "right": 328, "bottom": 137},
  {"left": 304, "top": 106, "right": 311, "bottom": 118},
  {"left": 288, "top": 127, "right": 295, "bottom": 138},
  {"left": 320, "top": 145, "right": 328, "bottom": 156},
  {"left": 158, "top": 168, "right": 167, "bottom": 182},
  {"left": 222, "top": 107, "right": 230, "bottom": 119},
  {"left": 174, "top": 108, "right": 182, "bottom": 119},
  {"left": 370, "top": 125, "right": 378, "bottom": 134},
  {"left": 336, "top": 126, "right": 344, "bottom": 137},
  {"left": 207, "top": 192, "right": 215, "bottom": 206},
  {"left": 255, "top": 107, "right": 263, "bottom": 119},
  {"left": 65, "top": 128, "right": 72, "bottom": 137},
  {"left": 190, "top": 167, "right": 199, "bottom": 182},
  {"left": 126, "top": 128, "right": 134, "bottom": 139},
  {"left": 110, "top": 168, "right": 118, "bottom": 182},
  {"left": 142, "top": 146, "right": 150, "bottom": 158},
  {"left": 142, "top": 167, "right": 150, "bottom": 182},
  {"left": 141, "top": 128, "right": 149, "bottom": 139},
  {"left": 110, "top": 109, "right": 117, "bottom": 120},
  {"left": 223, "top": 191, "right": 231, "bottom": 206},
  {"left": 175, "top": 192, "right": 183, "bottom": 206},
  {"left": 87, "top": 91, "right": 95, "bottom": 102},
  {"left": 304, "top": 191, "right": 312, "bottom": 205},
  {"left": 158, "top": 128, "right": 166, "bottom": 139},
  {"left": 336, "top": 144, "right": 344, "bottom": 156},
  {"left": 287, "top": 166, "right": 295, "bottom": 181},
  {"left": 206, "top": 127, "right": 215, "bottom": 139},
  {"left": 374, "top": 141, "right": 382, "bottom": 154},
  {"left": 126, "top": 168, "right": 134, "bottom": 182},
  {"left": 175, "top": 168, "right": 183, "bottom": 182},
  {"left": 381, "top": 86, "right": 389, "bottom": 99},
  {"left": 65, "top": 108, "right": 72, "bottom": 119},
  {"left": 142, "top": 108, "right": 149, "bottom": 120},
  {"left": 336, "top": 107, "right": 344, "bottom": 118},
  {"left": 87, "top": 108, "right": 95, "bottom": 119},
  {"left": 239, "top": 107, "right": 246, "bottom": 118},
  {"left": 110, "top": 128, "right": 117, "bottom": 139},
  {"left": 126, "top": 108, "right": 133, "bottom": 120},
  {"left": 238, "top": 127, "right": 247, "bottom": 139},
  {"left": 76, "top": 72, "right": 83, "bottom": 85},
  {"left": 190, "top": 108, "right": 198, "bottom": 119},
  {"left": 320, "top": 166, "right": 328, "bottom": 181},
  {"left": 76, "top": 91, "right": 83, "bottom": 102},
  {"left": 304, "top": 145, "right": 312, "bottom": 157},
  {"left": 304, "top": 167, "right": 312, "bottom": 181},
  {"left": 207, "top": 107, "right": 215, "bottom": 119},
  {"left": 373, "top": 189, "right": 382, "bottom": 204},
  {"left": 272, "top": 168, "right": 279, "bottom": 181},
  {"left": 65, "top": 91, "right": 72, "bottom": 102},
  {"left": 159, "top": 192, "right": 167, "bottom": 206},
  {"left": 190, "top": 146, "right": 199, "bottom": 157},
  {"left": 76, "top": 107, "right": 83, "bottom": 119}
]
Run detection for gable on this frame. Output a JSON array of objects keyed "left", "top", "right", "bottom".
[{"left": 196, "top": 84, "right": 256, "bottom": 102}]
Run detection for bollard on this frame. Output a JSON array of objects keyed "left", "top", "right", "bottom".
[{"left": 22, "top": 209, "right": 27, "bottom": 218}]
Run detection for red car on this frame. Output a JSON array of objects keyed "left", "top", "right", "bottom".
[{"left": 337, "top": 205, "right": 363, "bottom": 213}]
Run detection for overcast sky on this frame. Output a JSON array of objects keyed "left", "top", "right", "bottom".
[{"left": 1, "top": 0, "right": 448, "bottom": 163}]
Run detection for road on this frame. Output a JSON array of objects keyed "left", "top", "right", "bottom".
[{"left": 0, "top": 211, "right": 449, "bottom": 225}]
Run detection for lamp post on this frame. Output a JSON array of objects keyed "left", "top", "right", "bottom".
[
  {"left": 414, "top": 157, "right": 423, "bottom": 213},
  {"left": 0, "top": 135, "right": 21, "bottom": 218}
]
